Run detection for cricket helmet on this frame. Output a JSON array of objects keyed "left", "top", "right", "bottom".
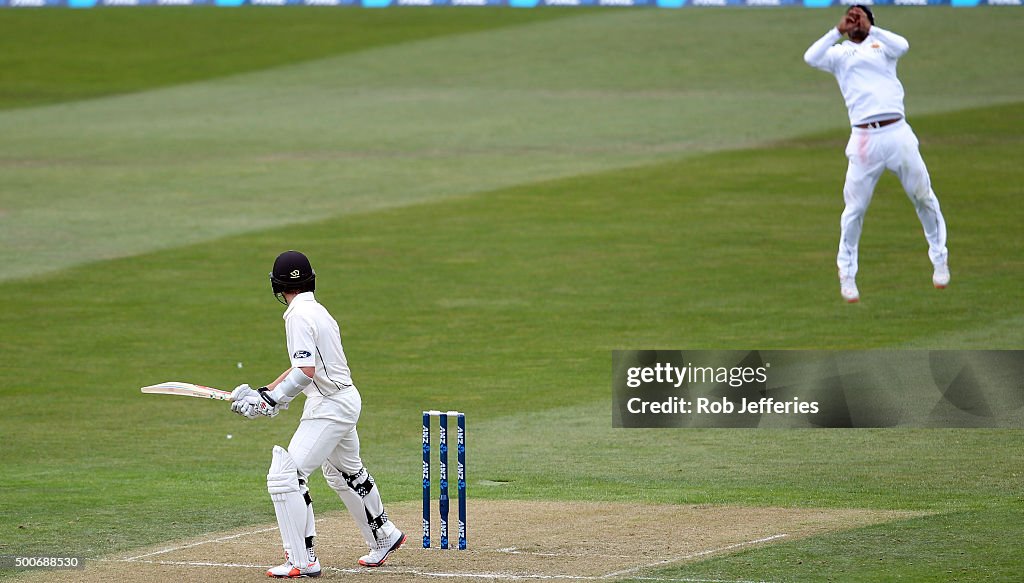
[{"left": 270, "top": 250, "right": 316, "bottom": 298}]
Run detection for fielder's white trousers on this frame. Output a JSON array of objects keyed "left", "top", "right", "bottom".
[{"left": 838, "top": 119, "right": 948, "bottom": 279}]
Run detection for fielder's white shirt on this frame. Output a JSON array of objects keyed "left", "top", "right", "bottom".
[
  {"left": 283, "top": 292, "right": 357, "bottom": 421},
  {"left": 804, "top": 26, "right": 910, "bottom": 126}
]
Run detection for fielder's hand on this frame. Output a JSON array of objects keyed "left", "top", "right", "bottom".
[{"left": 837, "top": 13, "right": 854, "bottom": 36}]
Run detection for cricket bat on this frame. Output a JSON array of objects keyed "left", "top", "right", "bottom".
[{"left": 140, "top": 381, "right": 232, "bottom": 401}]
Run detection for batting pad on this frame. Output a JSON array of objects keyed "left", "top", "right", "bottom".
[{"left": 267, "top": 446, "right": 312, "bottom": 568}]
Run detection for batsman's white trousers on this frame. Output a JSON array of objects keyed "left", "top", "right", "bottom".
[
  {"left": 288, "top": 388, "right": 364, "bottom": 476},
  {"left": 838, "top": 119, "right": 948, "bottom": 278},
  {"left": 284, "top": 388, "right": 394, "bottom": 547}
]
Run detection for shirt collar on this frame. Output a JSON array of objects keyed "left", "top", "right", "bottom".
[{"left": 283, "top": 291, "right": 315, "bottom": 319}]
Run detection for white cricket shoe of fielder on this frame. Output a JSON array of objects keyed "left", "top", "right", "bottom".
[
  {"left": 267, "top": 551, "right": 321, "bottom": 578},
  {"left": 933, "top": 262, "right": 950, "bottom": 289},
  {"left": 359, "top": 528, "right": 406, "bottom": 567},
  {"left": 839, "top": 275, "right": 860, "bottom": 303}
]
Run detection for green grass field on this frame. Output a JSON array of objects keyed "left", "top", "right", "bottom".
[{"left": 1, "top": 6, "right": 1022, "bottom": 582}]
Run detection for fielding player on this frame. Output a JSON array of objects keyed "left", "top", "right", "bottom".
[
  {"left": 230, "top": 250, "right": 405, "bottom": 578},
  {"left": 804, "top": 5, "right": 949, "bottom": 303}
]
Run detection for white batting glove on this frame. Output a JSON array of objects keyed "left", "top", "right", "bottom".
[
  {"left": 252, "top": 388, "right": 281, "bottom": 418},
  {"left": 231, "top": 387, "right": 280, "bottom": 419},
  {"left": 249, "top": 391, "right": 278, "bottom": 418},
  {"left": 230, "top": 383, "right": 258, "bottom": 402},
  {"left": 231, "top": 398, "right": 259, "bottom": 419},
  {"left": 229, "top": 384, "right": 277, "bottom": 419}
]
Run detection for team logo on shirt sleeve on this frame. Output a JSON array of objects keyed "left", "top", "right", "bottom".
[{"left": 293, "top": 350, "right": 312, "bottom": 359}]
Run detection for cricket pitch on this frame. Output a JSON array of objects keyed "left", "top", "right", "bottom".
[{"left": 29, "top": 500, "right": 916, "bottom": 582}]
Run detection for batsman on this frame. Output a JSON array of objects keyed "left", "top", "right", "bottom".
[{"left": 229, "top": 250, "right": 406, "bottom": 578}]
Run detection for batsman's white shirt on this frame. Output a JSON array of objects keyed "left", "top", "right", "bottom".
[
  {"left": 803, "top": 27, "right": 909, "bottom": 126},
  {"left": 283, "top": 292, "right": 358, "bottom": 423}
]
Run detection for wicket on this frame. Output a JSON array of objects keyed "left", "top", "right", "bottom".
[{"left": 422, "top": 410, "right": 466, "bottom": 550}]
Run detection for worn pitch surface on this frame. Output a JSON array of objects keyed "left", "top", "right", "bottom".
[{"left": 31, "top": 500, "right": 915, "bottom": 582}]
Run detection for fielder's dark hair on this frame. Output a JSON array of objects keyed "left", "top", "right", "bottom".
[{"left": 847, "top": 4, "right": 875, "bottom": 25}]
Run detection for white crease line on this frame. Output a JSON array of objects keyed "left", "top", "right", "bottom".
[
  {"left": 496, "top": 547, "right": 634, "bottom": 559},
  {"left": 353, "top": 567, "right": 601, "bottom": 580},
  {"left": 105, "top": 533, "right": 786, "bottom": 583},
  {"left": 368, "top": 568, "right": 772, "bottom": 583},
  {"left": 99, "top": 558, "right": 772, "bottom": 583},
  {"left": 120, "top": 526, "right": 279, "bottom": 561},
  {"left": 95, "top": 558, "right": 270, "bottom": 569},
  {"left": 599, "top": 534, "right": 788, "bottom": 580},
  {"left": 99, "top": 558, "right": 596, "bottom": 579}
]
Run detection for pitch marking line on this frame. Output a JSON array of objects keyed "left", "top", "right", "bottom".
[
  {"left": 494, "top": 533, "right": 786, "bottom": 564},
  {"left": 97, "top": 558, "right": 774, "bottom": 583},
  {"left": 120, "top": 526, "right": 279, "bottom": 561},
  {"left": 101, "top": 533, "right": 786, "bottom": 583},
  {"left": 496, "top": 547, "right": 635, "bottom": 559},
  {"left": 98, "top": 558, "right": 270, "bottom": 569},
  {"left": 599, "top": 534, "right": 788, "bottom": 580}
]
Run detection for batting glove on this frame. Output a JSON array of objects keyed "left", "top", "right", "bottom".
[
  {"left": 230, "top": 383, "right": 258, "bottom": 402},
  {"left": 229, "top": 384, "right": 278, "bottom": 419},
  {"left": 253, "top": 387, "right": 281, "bottom": 418}
]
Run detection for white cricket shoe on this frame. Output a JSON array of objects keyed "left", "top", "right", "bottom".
[
  {"left": 839, "top": 275, "right": 860, "bottom": 303},
  {"left": 933, "top": 262, "right": 950, "bottom": 289},
  {"left": 359, "top": 529, "right": 406, "bottom": 567},
  {"left": 267, "top": 550, "right": 321, "bottom": 578}
]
